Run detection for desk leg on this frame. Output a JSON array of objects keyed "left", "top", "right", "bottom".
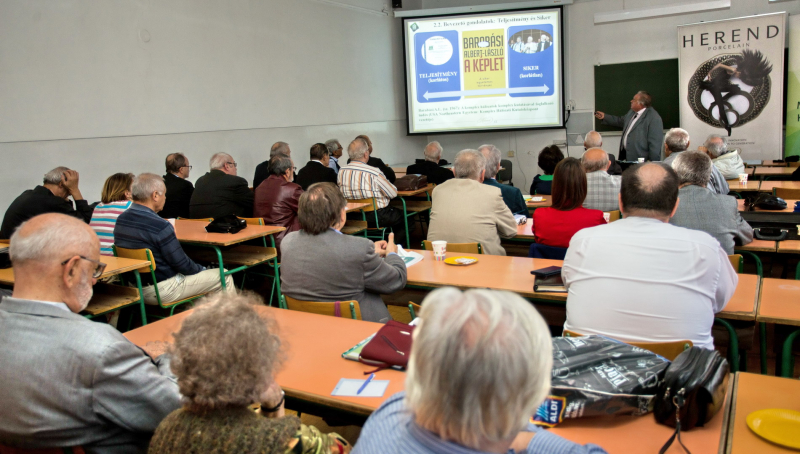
[
  {"left": 781, "top": 329, "right": 800, "bottom": 378},
  {"left": 211, "top": 246, "right": 228, "bottom": 290},
  {"left": 715, "top": 318, "right": 740, "bottom": 372}
]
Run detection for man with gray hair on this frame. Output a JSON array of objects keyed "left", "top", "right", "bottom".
[
  {"left": 324, "top": 139, "right": 343, "bottom": 174},
  {"left": 116, "top": 173, "right": 233, "bottom": 305},
  {"left": 479, "top": 144, "right": 527, "bottom": 216},
  {"left": 583, "top": 130, "right": 603, "bottom": 150},
  {"left": 406, "top": 141, "right": 454, "bottom": 185},
  {"left": 190, "top": 152, "right": 254, "bottom": 218},
  {"left": 662, "top": 128, "right": 729, "bottom": 195},
  {"left": 595, "top": 90, "right": 664, "bottom": 162},
  {"left": 0, "top": 213, "right": 180, "bottom": 452},
  {"left": 0, "top": 166, "right": 92, "bottom": 239},
  {"left": 581, "top": 148, "right": 621, "bottom": 211},
  {"left": 700, "top": 134, "right": 745, "bottom": 179},
  {"left": 353, "top": 287, "right": 607, "bottom": 454},
  {"left": 427, "top": 149, "right": 517, "bottom": 255},
  {"left": 669, "top": 151, "right": 752, "bottom": 254},
  {"left": 253, "top": 141, "right": 292, "bottom": 189}
]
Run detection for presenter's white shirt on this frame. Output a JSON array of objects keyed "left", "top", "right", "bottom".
[
  {"left": 622, "top": 107, "right": 646, "bottom": 150},
  {"left": 562, "top": 216, "right": 737, "bottom": 350}
]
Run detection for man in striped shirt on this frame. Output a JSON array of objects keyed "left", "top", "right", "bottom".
[{"left": 338, "top": 138, "right": 406, "bottom": 245}]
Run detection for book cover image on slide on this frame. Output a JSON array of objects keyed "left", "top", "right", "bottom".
[
  {"left": 507, "top": 24, "right": 555, "bottom": 97},
  {"left": 462, "top": 29, "right": 506, "bottom": 98},
  {"left": 414, "top": 30, "right": 462, "bottom": 103}
]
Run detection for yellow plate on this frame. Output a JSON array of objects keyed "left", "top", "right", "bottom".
[
  {"left": 444, "top": 256, "right": 479, "bottom": 266},
  {"left": 746, "top": 408, "right": 800, "bottom": 449}
]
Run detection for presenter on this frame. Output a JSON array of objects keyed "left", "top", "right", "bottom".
[{"left": 594, "top": 91, "right": 663, "bottom": 162}]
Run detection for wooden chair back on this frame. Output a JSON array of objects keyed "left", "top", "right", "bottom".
[
  {"left": 283, "top": 295, "right": 362, "bottom": 320},
  {"left": 563, "top": 330, "right": 693, "bottom": 361},
  {"left": 346, "top": 198, "right": 378, "bottom": 213},
  {"left": 728, "top": 254, "right": 743, "bottom": 273},
  {"left": 605, "top": 210, "right": 621, "bottom": 222},
  {"left": 421, "top": 240, "right": 482, "bottom": 254},
  {"left": 178, "top": 218, "right": 213, "bottom": 222},
  {"left": 113, "top": 247, "right": 155, "bottom": 273},
  {"left": 388, "top": 302, "right": 422, "bottom": 324},
  {"left": 773, "top": 187, "right": 800, "bottom": 199}
]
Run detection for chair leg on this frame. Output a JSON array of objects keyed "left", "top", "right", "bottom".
[
  {"left": 781, "top": 329, "right": 800, "bottom": 377},
  {"left": 714, "top": 318, "right": 740, "bottom": 372}
]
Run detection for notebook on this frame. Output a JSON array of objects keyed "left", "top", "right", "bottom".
[{"left": 533, "top": 274, "right": 566, "bottom": 293}]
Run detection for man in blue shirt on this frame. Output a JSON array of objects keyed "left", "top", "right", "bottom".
[
  {"left": 115, "top": 173, "right": 233, "bottom": 305},
  {"left": 479, "top": 144, "right": 527, "bottom": 216}
]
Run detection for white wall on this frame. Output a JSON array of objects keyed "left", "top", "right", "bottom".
[
  {"left": 0, "top": 0, "right": 427, "bottom": 211},
  {"left": 422, "top": 0, "right": 800, "bottom": 193}
]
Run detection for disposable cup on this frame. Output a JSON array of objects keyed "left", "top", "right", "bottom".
[
  {"left": 603, "top": 212, "right": 611, "bottom": 223},
  {"left": 738, "top": 173, "right": 748, "bottom": 185},
  {"left": 432, "top": 240, "right": 447, "bottom": 261},
  {"left": 637, "top": 157, "right": 645, "bottom": 163}
]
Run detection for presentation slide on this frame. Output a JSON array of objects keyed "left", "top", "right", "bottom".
[{"left": 403, "top": 8, "right": 564, "bottom": 135}]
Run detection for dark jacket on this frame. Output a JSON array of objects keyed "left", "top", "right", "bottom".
[
  {"left": 253, "top": 175, "right": 303, "bottom": 256},
  {"left": 0, "top": 186, "right": 93, "bottom": 239},
  {"left": 406, "top": 160, "right": 454, "bottom": 185},
  {"left": 530, "top": 174, "right": 553, "bottom": 195},
  {"left": 295, "top": 161, "right": 337, "bottom": 191},
  {"left": 253, "top": 160, "right": 270, "bottom": 190},
  {"left": 484, "top": 178, "right": 528, "bottom": 216},
  {"left": 348, "top": 157, "right": 396, "bottom": 183},
  {"left": 189, "top": 170, "right": 254, "bottom": 219},
  {"left": 159, "top": 173, "right": 194, "bottom": 219}
]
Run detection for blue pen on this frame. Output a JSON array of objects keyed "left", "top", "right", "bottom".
[{"left": 356, "top": 373, "right": 375, "bottom": 395}]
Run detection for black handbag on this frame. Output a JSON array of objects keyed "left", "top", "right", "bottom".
[
  {"left": 749, "top": 193, "right": 787, "bottom": 211},
  {"left": 205, "top": 215, "right": 247, "bottom": 234},
  {"left": 654, "top": 347, "right": 729, "bottom": 454}
]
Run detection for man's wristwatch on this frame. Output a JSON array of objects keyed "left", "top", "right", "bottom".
[{"left": 262, "top": 389, "right": 285, "bottom": 413}]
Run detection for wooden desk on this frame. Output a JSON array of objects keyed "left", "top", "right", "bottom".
[
  {"left": 396, "top": 184, "right": 434, "bottom": 198},
  {"left": 760, "top": 181, "right": 800, "bottom": 193},
  {"left": 756, "top": 278, "right": 800, "bottom": 376},
  {"left": 0, "top": 256, "right": 150, "bottom": 286},
  {"left": 515, "top": 222, "right": 534, "bottom": 240},
  {"left": 777, "top": 240, "right": 800, "bottom": 254},
  {"left": 345, "top": 202, "right": 370, "bottom": 213},
  {"left": 737, "top": 199, "right": 799, "bottom": 213},
  {"left": 724, "top": 372, "right": 800, "bottom": 453},
  {"left": 726, "top": 179, "right": 761, "bottom": 192},
  {"left": 754, "top": 160, "right": 789, "bottom": 167},
  {"left": 753, "top": 166, "right": 795, "bottom": 178}
]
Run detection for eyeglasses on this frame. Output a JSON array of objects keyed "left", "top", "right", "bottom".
[
  {"left": 292, "top": 167, "right": 297, "bottom": 172},
  {"left": 61, "top": 255, "right": 107, "bottom": 278},
  {"left": 182, "top": 165, "right": 193, "bottom": 170},
  {"left": 227, "top": 162, "right": 238, "bottom": 168}
]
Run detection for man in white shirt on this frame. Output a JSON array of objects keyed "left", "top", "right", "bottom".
[{"left": 562, "top": 162, "right": 738, "bottom": 350}]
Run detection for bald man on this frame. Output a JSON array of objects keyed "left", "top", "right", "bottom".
[
  {"left": 581, "top": 148, "right": 621, "bottom": 211},
  {"left": 562, "top": 163, "right": 737, "bottom": 350},
  {"left": 0, "top": 213, "right": 180, "bottom": 452}
]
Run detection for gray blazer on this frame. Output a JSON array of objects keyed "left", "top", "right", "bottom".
[
  {"left": 603, "top": 108, "right": 664, "bottom": 162},
  {"left": 0, "top": 298, "right": 180, "bottom": 454},
  {"left": 669, "top": 185, "right": 753, "bottom": 255},
  {"left": 280, "top": 230, "right": 407, "bottom": 323}
]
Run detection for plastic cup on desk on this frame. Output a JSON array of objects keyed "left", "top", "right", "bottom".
[
  {"left": 738, "top": 173, "right": 749, "bottom": 185},
  {"left": 637, "top": 157, "right": 645, "bottom": 163},
  {"left": 167, "top": 218, "right": 176, "bottom": 229},
  {"left": 431, "top": 241, "right": 447, "bottom": 261},
  {"left": 603, "top": 212, "right": 611, "bottom": 223}
]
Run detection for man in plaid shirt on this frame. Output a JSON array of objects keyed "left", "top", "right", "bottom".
[
  {"left": 338, "top": 137, "right": 406, "bottom": 245},
  {"left": 581, "top": 148, "right": 621, "bottom": 212}
]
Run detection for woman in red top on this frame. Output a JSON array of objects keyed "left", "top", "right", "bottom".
[{"left": 532, "top": 157, "right": 606, "bottom": 248}]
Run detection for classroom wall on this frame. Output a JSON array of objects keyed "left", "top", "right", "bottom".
[
  {"left": 422, "top": 0, "right": 800, "bottom": 193},
  {"left": 0, "top": 0, "right": 427, "bottom": 212}
]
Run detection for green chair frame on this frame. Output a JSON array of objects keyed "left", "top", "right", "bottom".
[{"left": 348, "top": 198, "right": 388, "bottom": 242}]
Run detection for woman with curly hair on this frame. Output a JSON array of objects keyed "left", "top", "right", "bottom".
[{"left": 148, "top": 292, "right": 350, "bottom": 454}]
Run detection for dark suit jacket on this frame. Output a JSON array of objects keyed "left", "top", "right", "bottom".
[
  {"left": 602, "top": 108, "right": 664, "bottom": 162},
  {"left": 484, "top": 178, "right": 527, "bottom": 216},
  {"left": 0, "top": 186, "right": 93, "bottom": 239},
  {"left": 189, "top": 170, "right": 254, "bottom": 219},
  {"left": 406, "top": 160, "right": 454, "bottom": 185},
  {"left": 253, "top": 160, "right": 270, "bottom": 190},
  {"left": 347, "top": 157, "right": 396, "bottom": 183},
  {"left": 159, "top": 173, "right": 194, "bottom": 219},
  {"left": 295, "top": 161, "right": 337, "bottom": 191}
]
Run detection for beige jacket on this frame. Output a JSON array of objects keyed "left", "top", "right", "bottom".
[{"left": 427, "top": 178, "right": 518, "bottom": 255}]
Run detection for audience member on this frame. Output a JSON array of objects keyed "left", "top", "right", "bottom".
[
  {"left": 353, "top": 287, "right": 607, "bottom": 454},
  {"left": 406, "top": 141, "right": 454, "bottom": 185},
  {"left": 581, "top": 148, "right": 621, "bottom": 211},
  {"left": 662, "top": 128, "right": 729, "bottom": 195},
  {"left": 149, "top": 292, "right": 349, "bottom": 454},
  {"left": 670, "top": 151, "right": 753, "bottom": 254},
  {"left": 0, "top": 213, "right": 180, "bottom": 452},
  {"left": 349, "top": 134, "right": 396, "bottom": 183},
  {"left": 338, "top": 138, "right": 406, "bottom": 245},
  {"left": 584, "top": 130, "right": 621, "bottom": 175},
  {"left": 0, "top": 167, "right": 92, "bottom": 239},
  {"left": 90, "top": 172, "right": 134, "bottom": 256},
  {"left": 295, "top": 143, "right": 337, "bottom": 190},
  {"left": 533, "top": 158, "right": 605, "bottom": 248},
  {"left": 254, "top": 142, "right": 292, "bottom": 189},
  {"left": 325, "top": 139, "right": 343, "bottom": 174},
  {"left": 254, "top": 155, "right": 303, "bottom": 257},
  {"left": 562, "top": 163, "right": 737, "bottom": 349},
  {"left": 280, "top": 183, "right": 407, "bottom": 323},
  {"left": 160, "top": 153, "right": 194, "bottom": 219},
  {"left": 701, "top": 134, "right": 745, "bottom": 179},
  {"left": 530, "top": 145, "right": 564, "bottom": 195},
  {"left": 428, "top": 149, "right": 516, "bottom": 256},
  {"left": 190, "top": 152, "right": 254, "bottom": 218},
  {"left": 479, "top": 144, "right": 527, "bottom": 216},
  {"left": 116, "top": 173, "right": 233, "bottom": 305}
]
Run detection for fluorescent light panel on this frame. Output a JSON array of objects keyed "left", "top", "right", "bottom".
[
  {"left": 394, "top": 0, "right": 573, "bottom": 18},
  {"left": 594, "top": 0, "right": 731, "bottom": 25}
]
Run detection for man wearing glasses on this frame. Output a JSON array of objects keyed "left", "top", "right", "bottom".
[
  {"left": 160, "top": 152, "right": 194, "bottom": 219},
  {"left": 0, "top": 213, "right": 181, "bottom": 452},
  {"left": 189, "top": 152, "right": 254, "bottom": 219}
]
